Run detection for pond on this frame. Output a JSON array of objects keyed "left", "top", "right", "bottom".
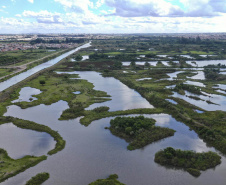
[
  {"left": 184, "top": 80, "right": 206, "bottom": 87},
  {"left": 0, "top": 123, "right": 55, "bottom": 159},
  {"left": 188, "top": 71, "right": 205, "bottom": 80},
  {"left": 12, "top": 87, "right": 42, "bottom": 103},
  {"left": 136, "top": 78, "right": 152, "bottom": 81},
  {"left": 187, "top": 60, "right": 226, "bottom": 67},
  {"left": 171, "top": 91, "right": 226, "bottom": 111}
]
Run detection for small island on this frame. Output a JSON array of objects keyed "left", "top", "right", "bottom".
[
  {"left": 89, "top": 174, "right": 125, "bottom": 185},
  {"left": 154, "top": 147, "right": 221, "bottom": 177},
  {"left": 25, "top": 172, "right": 49, "bottom": 185},
  {"left": 107, "top": 116, "right": 175, "bottom": 150}
]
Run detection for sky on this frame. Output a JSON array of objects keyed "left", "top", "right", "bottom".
[{"left": 0, "top": 0, "right": 226, "bottom": 34}]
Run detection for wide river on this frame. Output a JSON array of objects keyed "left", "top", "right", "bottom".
[{"left": 2, "top": 70, "right": 226, "bottom": 185}]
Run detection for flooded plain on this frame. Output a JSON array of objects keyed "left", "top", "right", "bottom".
[{"left": 2, "top": 71, "right": 226, "bottom": 185}]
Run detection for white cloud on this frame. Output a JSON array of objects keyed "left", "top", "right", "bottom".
[
  {"left": 96, "top": 0, "right": 104, "bottom": 8},
  {"left": 21, "top": 10, "right": 63, "bottom": 24},
  {"left": 105, "top": 0, "right": 226, "bottom": 17},
  {"left": 105, "top": 0, "right": 184, "bottom": 17},
  {"left": 54, "top": 0, "right": 93, "bottom": 14},
  {"left": 27, "top": 0, "right": 34, "bottom": 3},
  {"left": 2, "top": 6, "right": 6, "bottom": 9}
]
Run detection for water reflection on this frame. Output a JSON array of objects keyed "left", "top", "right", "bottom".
[
  {"left": 187, "top": 60, "right": 226, "bottom": 67},
  {"left": 171, "top": 91, "right": 226, "bottom": 111},
  {"left": 2, "top": 92, "right": 226, "bottom": 185},
  {"left": 136, "top": 78, "right": 152, "bottom": 81},
  {"left": 184, "top": 80, "right": 206, "bottom": 87},
  {"left": 166, "top": 99, "right": 178, "bottom": 105},
  {"left": 0, "top": 123, "right": 55, "bottom": 159},
  {"left": 188, "top": 71, "right": 205, "bottom": 80},
  {"left": 56, "top": 71, "right": 154, "bottom": 111},
  {"left": 12, "top": 87, "right": 42, "bottom": 103},
  {"left": 82, "top": 55, "right": 89, "bottom": 61}
]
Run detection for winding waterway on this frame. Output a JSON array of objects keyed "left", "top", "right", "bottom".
[{"left": 2, "top": 71, "right": 226, "bottom": 185}]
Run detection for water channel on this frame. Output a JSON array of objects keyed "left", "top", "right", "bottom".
[
  {"left": 0, "top": 42, "right": 91, "bottom": 92},
  {"left": 2, "top": 71, "right": 226, "bottom": 185}
]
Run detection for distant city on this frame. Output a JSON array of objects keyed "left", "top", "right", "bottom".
[{"left": 0, "top": 33, "right": 226, "bottom": 52}]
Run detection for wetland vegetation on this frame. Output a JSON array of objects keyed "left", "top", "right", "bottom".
[
  {"left": 89, "top": 174, "right": 125, "bottom": 185},
  {"left": 25, "top": 172, "right": 49, "bottom": 185},
  {"left": 155, "top": 147, "right": 221, "bottom": 177},
  {"left": 107, "top": 116, "right": 175, "bottom": 150},
  {"left": 0, "top": 35, "right": 226, "bottom": 184},
  {"left": 0, "top": 148, "right": 47, "bottom": 183}
]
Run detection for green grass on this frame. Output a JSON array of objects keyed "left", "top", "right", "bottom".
[
  {"left": 0, "top": 68, "right": 15, "bottom": 78},
  {"left": 12, "top": 71, "right": 111, "bottom": 113},
  {"left": 0, "top": 149, "right": 47, "bottom": 183},
  {"left": 78, "top": 108, "right": 164, "bottom": 126},
  {"left": 0, "top": 49, "right": 62, "bottom": 66}
]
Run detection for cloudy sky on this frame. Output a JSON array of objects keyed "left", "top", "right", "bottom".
[{"left": 0, "top": 0, "right": 226, "bottom": 33}]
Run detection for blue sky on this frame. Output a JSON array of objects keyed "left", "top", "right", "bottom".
[{"left": 0, "top": 0, "right": 226, "bottom": 33}]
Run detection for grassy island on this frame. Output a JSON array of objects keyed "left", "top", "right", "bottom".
[
  {"left": 0, "top": 149, "right": 47, "bottom": 183},
  {"left": 154, "top": 147, "right": 221, "bottom": 177},
  {"left": 25, "top": 172, "right": 50, "bottom": 185},
  {"left": 89, "top": 174, "right": 125, "bottom": 185},
  {"left": 107, "top": 116, "right": 175, "bottom": 150}
]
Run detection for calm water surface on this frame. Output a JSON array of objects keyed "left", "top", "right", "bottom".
[
  {"left": 2, "top": 71, "right": 226, "bottom": 185},
  {"left": 12, "top": 87, "right": 42, "bottom": 103},
  {"left": 0, "top": 123, "right": 55, "bottom": 159},
  {"left": 56, "top": 71, "right": 153, "bottom": 111}
]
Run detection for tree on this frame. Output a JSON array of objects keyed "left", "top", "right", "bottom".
[
  {"left": 75, "top": 55, "right": 82, "bottom": 61},
  {"left": 144, "top": 61, "right": 150, "bottom": 68},
  {"left": 39, "top": 80, "right": 46, "bottom": 86},
  {"left": 114, "top": 61, "right": 122, "bottom": 69}
]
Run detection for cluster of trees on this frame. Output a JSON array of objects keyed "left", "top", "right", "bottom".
[
  {"left": 93, "top": 106, "right": 109, "bottom": 113},
  {"left": 30, "top": 38, "right": 86, "bottom": 45},
  {"left": 109, "top": 116, "right": 175, "bottom": 150},
  {"left": 0, "top": 56, "right": 18, "bottom": 66},
  {"left": 155, "top": 147, "right": 221, "bottom": 177},
  {"left": 174, "top": 83, "right": 202, "bottom": 95},
  {"left": 178, "top": 36, "right": 202, "bottom": 44},
  {"left": 74, "top": 54, "right": 83, "bottom": 61},
  {"left": 113, "top": 61, "right": 122, "bottom": 69},
  {"left": 110, "top": 116, "right": 155, "bottom": 136},
  {"left": 25, "top": 172, "right": 49, "bottom": 185},
  {"left": 204, "top": 68, "right": 220, "bottom": 80},
  {"left": 89, "top": 174, "right": 125, "bottom": 185},
  {"left": 89, "top": 53, "right": 108, "bottom": 60}
]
